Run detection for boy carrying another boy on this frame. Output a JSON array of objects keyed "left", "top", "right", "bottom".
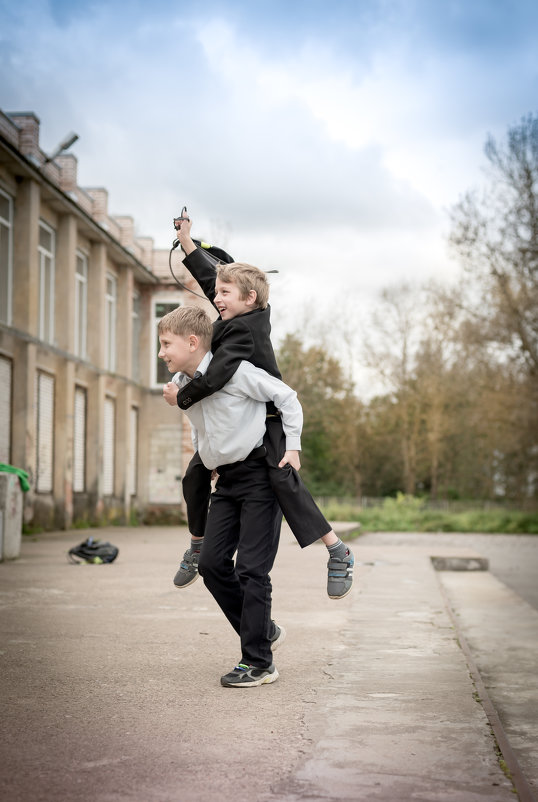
[
  {"left": 164, "top": 214, "right": 354, "bottom": 600},
  {"left": 158, "top": 305, "right": 300, "bottom": 686}
]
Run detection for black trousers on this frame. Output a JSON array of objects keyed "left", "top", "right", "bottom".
[
  {"left": 181, "top": 417, "right": 331, "bottom": 548},
  {"left": 197, "top": 456, "right": 282, "bottom": 668}
]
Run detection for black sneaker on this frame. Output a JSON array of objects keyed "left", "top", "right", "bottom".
[
  {"left": 173, "top": 548, "right": 199, "bottom": 588},
  {"left": 327, "top": 547, "right": 354, "bottom": 599},
  {"left": 269, "top": 621, "right": 286, "bottom": 652},
  {"left": 220, "top": 663, "right": 279, "bottom": 688}
]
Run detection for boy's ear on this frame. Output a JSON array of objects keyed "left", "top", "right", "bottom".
[
  {"left": 189, "top": 334, "right": 199, "bottom": 350},
  {"left": 246, "top": 289, "right": 257, "bottom": 307}
]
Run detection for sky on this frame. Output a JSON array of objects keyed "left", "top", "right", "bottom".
[{"left": 1, "top": 0, "right": 537, "bottom": 387}]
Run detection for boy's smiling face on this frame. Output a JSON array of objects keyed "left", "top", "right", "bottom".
[
  {"left": 214, "top": 278, "right": 256, "bottom": 320},
  {"left": 158, "top": 331, "right": 196, "bottom": 375}
]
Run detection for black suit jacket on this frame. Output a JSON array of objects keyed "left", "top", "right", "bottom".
[{"left": 177, "top": 248, "right": 281, "bottom": 411}]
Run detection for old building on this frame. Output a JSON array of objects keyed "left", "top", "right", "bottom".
[{"left": 0, "top": 109, "right": 213, "bottom": 530}]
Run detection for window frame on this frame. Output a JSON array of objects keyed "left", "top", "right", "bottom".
[
  {"left": 105, "top": 272, "right": 117, "bottom": 372},
  {"left": 38, "top": 220, "right": 56, "bottom": 344},
  {"left": 0, "top": 188, "right": 13, "bottom": 326},
  {"left": 74, "top": 249, "right": 88, "bottom": 359},
  {"left": 131, "top": 290, "right": 141, "bottom": 382}
]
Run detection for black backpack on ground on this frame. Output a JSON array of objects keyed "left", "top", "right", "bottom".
[{"left": 68, "top": 536, "right": 119, "bottom": 564}]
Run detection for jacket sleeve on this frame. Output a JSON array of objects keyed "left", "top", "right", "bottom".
[
  {"left": 177, "top": 324, "right": 256, "bottom": 410},
  {"left": 182, "top": 248, "right": 219, "bottom": 305}
]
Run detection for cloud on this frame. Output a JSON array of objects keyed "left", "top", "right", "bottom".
[{"left": 1, "top": 0, "right": 537, "bottom": 367}]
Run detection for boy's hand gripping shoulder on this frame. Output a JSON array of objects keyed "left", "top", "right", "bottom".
[{"left": 176, "top": 322, "right": 256, "bottom": 410}]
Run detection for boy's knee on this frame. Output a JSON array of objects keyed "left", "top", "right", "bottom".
[
  {"left": 198, "top": 550, "right": 228, "bottom": 580},
  {"left": 183, "top": 465, "right": 209, "bottom": 492}
]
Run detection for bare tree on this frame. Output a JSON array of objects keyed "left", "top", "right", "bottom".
[
  {"left": 450, "top": 114, "right": 538, "bottom": 376},
  {"left": 362, "top": 283, "right": 425, "bottom": 494}
]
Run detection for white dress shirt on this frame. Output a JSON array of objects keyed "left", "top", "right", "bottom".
[{"left": 172, "top": 352, "right": 303, "bottom": 470}]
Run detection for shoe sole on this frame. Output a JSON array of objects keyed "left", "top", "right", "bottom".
[
  {"left": 173, "top": 572, "right": 199, "bottom": 589},
  {"left": 221, "top": 668, "right": 279, "bottom": 688},
  {"left": 328, "top": 584, "right": 353, "bottom": 599}
]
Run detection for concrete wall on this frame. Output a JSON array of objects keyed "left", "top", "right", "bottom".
[{"left": 0, "top": 108, "right": 194, "bottom": 531}]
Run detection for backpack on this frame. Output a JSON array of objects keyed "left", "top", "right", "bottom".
[{"left": 68, "top": 536, "right": 119, "bottom": 564}]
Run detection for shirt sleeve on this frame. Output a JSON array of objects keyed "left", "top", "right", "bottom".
[
  {"left": 189, "top": 422, "right": 199, "bottom": 454},
  {"left": 233, "top": 362, "right": 303, "bottom": 451}
]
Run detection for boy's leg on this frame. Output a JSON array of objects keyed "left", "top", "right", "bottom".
[
  {"left": 199, "top": 458, "right": 281, "bottom": 670},
  {"left": 197, "top": 487, "right": 242, "bottom": 635},
  {"left": 263, "top": 416, "right": 354, "bottom": 599},
  {"left": 181, "top": 452, "right": 212, "bottom": 537},
  {"left": 174, "top": 452, "right": 212, "bottom": 588},
  {"left": 263, "top": 417, "right": 330, "bottom": 547}
]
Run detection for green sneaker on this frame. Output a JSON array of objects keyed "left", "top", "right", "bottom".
[
  {"left": 173, "top": 548, "right": 199, "bottom": 588},
  {"left": 220, "top": 663, "right": 279, "bottom": 688}
]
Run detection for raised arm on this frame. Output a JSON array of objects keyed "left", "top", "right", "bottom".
[{"left": 175, "top": 215, "right": 219, "bottom": 303}]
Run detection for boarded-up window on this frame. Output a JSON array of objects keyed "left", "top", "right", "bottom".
[
  {"left": 103, "top": 397, "right": 115, "bottom": 495},
  {"left": 73, "top": 386, "right": 87, "bottom": 492},
  {"left": 0, "top": 355, "right": 12, "bottom": 463},
  {"left": 129, "top": 406, "right": 138, "bottom": 496},
  {"left": 35, "top": 372, "right": 54, "bottom": 493}
]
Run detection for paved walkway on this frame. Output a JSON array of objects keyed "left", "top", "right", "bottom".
[{"left": 0, "top": 525, "right": 536, "bottom": 801}]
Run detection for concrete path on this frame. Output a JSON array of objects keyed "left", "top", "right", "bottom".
[{"left": 0, "top": 525, "right": 536, "bottom": 802}]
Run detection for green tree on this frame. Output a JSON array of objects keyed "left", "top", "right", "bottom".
[{"left": 277, "top": 333, "right": 361, "bottom": 495}]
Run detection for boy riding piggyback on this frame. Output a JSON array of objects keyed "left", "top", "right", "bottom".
[{"left": 163, "top": 212, "right": 354, "bottom": 599}]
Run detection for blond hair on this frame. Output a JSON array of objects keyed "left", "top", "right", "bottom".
[
  {"left": 158, "top": 305, "right": 213, "bottom": 349},
  {"left": 216, "top": 262, "right": 269, "bottom": 309}
]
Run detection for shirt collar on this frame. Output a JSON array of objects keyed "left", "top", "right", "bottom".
[{"left": 180, "top": 351, "right": 213, "bottom": 382}]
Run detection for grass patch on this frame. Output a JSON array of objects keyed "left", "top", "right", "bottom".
[{"left": 318, "top": 493, "right": 538, "bottom": 534}]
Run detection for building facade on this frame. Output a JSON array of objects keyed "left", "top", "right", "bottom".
[{"left": 0, "top": 110, "right": 213, "bottom": 530}]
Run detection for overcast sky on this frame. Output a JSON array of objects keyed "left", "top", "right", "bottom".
[{"left": 1, "top": 0, "right": 537, "bottom": 378}]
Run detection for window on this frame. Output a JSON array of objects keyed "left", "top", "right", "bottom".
[
  {"left": 103, "top": 397, "right": 115, "bottom": 495},
  {"left": 35, "top": 371, "right": 55, "bottom": 493},
  {"left": 74, "top": 251, "right": 88, "bottom": 358},
  {"left": 131, "top": 291, "right": 141, "bottom": 381},
  {"left": 0, "top": 355, "right": 12, "bottom": 463},
  {"left": 38, "top": 222, "right": 55, "bottom": 344},
  {"left": 105, "top": 273, "right": 117, "bottom": 372},
  {"left": 153, "top": 300, "right": 181, "bottom": 386},
  {"left": 73, "top": 386, "right": 87, "bottom": 492},
  {"left": 0, "top": 190, "right": 13, "bottom": 325},
  {"left": 129, "top": 406, "right": 138, "bottom": 496}
]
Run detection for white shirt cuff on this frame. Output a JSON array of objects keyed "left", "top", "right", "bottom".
[{"left": 285, "top": 436, "right": 301, "bottom": 452}]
